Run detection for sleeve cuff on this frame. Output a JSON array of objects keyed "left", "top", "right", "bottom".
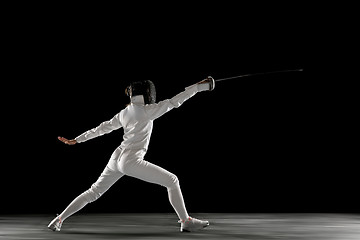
[
  {"left": 75, "top": 135, "right": 85, "bottom": 143},
  {"left": 197, "top": 83, "right": 210, "bottom": 92}
]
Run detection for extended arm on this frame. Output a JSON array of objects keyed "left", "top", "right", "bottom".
[
  {"left": 74, "top": 112, "right": 122, "bottom": 143},
  {"left": 58, "top": 112, "right": 122, "bottom": 145},
  {"left": 145, "top": 77, "right": 214, "bottom": 120}
]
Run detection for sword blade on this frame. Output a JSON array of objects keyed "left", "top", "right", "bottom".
[{"left": 215, "top": 69, "right": 303, "bottom": 82}]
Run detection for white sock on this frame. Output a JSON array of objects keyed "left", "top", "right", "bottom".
[
  {"left": 168, "top": 184, "right": 190, "bottom": 221},
  {"left": 58, "top": 192, "right": 89, "bottom": 221}
]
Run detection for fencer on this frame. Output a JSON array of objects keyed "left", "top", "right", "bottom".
[{"left": 48, "top": 77, "right": 215, "bottom": 232}]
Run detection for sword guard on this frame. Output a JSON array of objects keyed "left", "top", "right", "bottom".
[{"left": 207, "top": 76, "right": 215, "bottom": 91}]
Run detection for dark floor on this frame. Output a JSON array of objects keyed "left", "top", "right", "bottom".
[{"left": 1, "top": 213, "right": 359, "bottom": 240}]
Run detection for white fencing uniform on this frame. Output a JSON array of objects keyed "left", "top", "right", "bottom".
[{"left": 58, "top": 83, "right": 210, "bottom": 222}]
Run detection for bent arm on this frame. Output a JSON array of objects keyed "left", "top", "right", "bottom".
[
  {"left": 145, "top": 82, "right": 209, "bottom": 120},
  {"left": 75, "top": 112, "right": 122, "bottom": 143}
]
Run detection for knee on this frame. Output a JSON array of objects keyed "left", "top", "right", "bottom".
[{"left": 167, "top": 173, "right": 180, "bottom": 190}]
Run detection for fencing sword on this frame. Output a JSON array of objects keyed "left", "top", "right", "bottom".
[{"left": 214, "top": 69, "right": 303, "bottom": 82}]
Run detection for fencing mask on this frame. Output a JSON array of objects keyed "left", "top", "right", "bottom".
[{"left": 126, "top": 80, "right": 156, "bottom": 104}]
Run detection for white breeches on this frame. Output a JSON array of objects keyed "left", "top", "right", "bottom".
[{"left": 59, "top": 147, "right": 189, "bottom": 221}]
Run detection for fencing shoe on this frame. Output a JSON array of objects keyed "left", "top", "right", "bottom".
[
  {"left": 179, "top": 217, "right": 209, "bottom": 232},
  {"left": 48, "top": 215, "right": 62, "bottom": 232}
]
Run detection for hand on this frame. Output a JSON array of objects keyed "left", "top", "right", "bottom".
[
  {"left": 197, "top": 76, "right": 214, "bottom": 85},
  {"left": 58, "top": 136, "right": 77, "bottom": 145}
]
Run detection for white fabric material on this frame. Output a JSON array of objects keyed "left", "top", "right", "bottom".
[
  {"left": 75, "top": 83, "right": 208, "bottom": 149},
  {"left": 59, "top": 83, "right": 209, "bottom": 222}
]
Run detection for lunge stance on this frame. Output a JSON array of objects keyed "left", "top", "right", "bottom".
[{"left": 48, "top": 78, "right": 215, "bottom": 232}]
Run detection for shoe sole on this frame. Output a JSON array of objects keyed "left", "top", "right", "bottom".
[
  {"left": 48, "top": 217, "right": 61, "bottom": 232},
  {"left": 181, "top": 222, "right": 210, "bottom": 232},
  {"left": 48, "top": 224, "right": 59, "bottom": 232}
]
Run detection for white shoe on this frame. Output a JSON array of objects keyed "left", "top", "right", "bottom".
[
  {"left": 179, "top": 217, "right": 209, "bottom": 232},
  {"left": 48, "top": 215, "right": 63, "bottom": 232}
]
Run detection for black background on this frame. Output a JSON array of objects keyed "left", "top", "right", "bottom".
[{"left": 3, "top": 3, "right": 356, "bottom": 214}]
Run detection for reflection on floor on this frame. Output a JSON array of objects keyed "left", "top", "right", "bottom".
[{"left": 1, "top": 213, "right": 360, "bottom": 240}]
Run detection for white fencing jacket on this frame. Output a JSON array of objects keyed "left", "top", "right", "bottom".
[{"left": 75, "top": 83, "right": 209, "bottom": 151}]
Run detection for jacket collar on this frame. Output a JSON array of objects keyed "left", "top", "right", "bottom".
[{"left": 131, "top": 95, "right": 145, "bottom": 105}]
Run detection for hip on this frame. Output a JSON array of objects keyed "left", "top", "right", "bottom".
[
  {"left": 110, "top": 146, "right": 147, "bottom": 162},
  {"left": 107, "top": 146, "right": 147, "bottom": 172}
]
